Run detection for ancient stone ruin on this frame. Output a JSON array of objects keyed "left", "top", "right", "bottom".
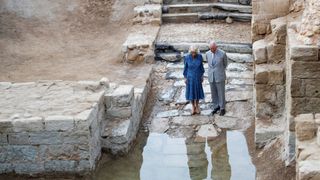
[{"left": 0, "top": 0, "right": 319, "bottom": 179}]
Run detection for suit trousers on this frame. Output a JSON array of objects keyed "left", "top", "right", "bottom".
[{"left": 209, "top": 80, "right": 226, "bottom": 109}]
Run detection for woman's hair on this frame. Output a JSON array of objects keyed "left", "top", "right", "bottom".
[{"left": 188, "top": 45, "right": 199, "bottom": 54}]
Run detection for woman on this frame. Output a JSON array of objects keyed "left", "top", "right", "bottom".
[{"left": 183, "top": 46, "right": 205, "bottom": 115}]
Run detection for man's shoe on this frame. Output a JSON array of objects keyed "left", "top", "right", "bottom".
[
  {"left": 211, "top": 106, "right": 220, "bottom": 115},
  {"left": 219, "top": 109, "right": 226, "bottom": 116}
]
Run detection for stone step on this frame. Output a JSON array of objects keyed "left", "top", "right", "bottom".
[
  {"left": 163, "top": 0, "right": 251, "bottom": 6},
  {"left": 198, "top": 12, "right": 251, "bottom": 22},
  {"left": 155, "top": 42, "right": 252, "bottom": 54},
  {"left": 163, "top": 3, "right": 252, "bottom": 14},
  {"left": 156, "top": 52, "right": 252, "bottom": 63},
  {"left": 101, "top": 118, "right": 133, "bottom": 154},
  {"left": 162, "top": 11, "right": 251, "bottom": 23},
  {"left": 162, "top": 13, "right": 199, "bottom": 23}
]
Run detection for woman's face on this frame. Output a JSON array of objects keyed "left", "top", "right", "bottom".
[{"left": 191, "top": 51, "right": 197, "bottom": 58}]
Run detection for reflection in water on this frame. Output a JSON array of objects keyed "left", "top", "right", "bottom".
[
  {"left": 94, "top": 131, "right": 255, "bottom": 180},
  {"left": 227, "top": 131, "right": 256, "bottom": 180}
]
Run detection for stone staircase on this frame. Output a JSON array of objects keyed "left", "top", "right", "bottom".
[
  {"left": 155, "top": 42, "right": 253, "bottom": 64},
  {"left": 162, "top": 0, "right": 252, "bottom": 23},
  {"left": 101, "top": 78, "right": 151, "bottom": 155}
]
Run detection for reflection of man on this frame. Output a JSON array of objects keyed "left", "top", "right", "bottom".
[
  {"left": 206, "top": 41, "right": 228, "bottom": 116},
  {"left": 186, "top": 133, "right": 231, "bottom": 180}
]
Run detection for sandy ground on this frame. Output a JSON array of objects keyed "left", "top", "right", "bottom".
[
  {"left": 157, "top": 22, "right": 252, "bottom": 43},
  {"left": 0, "top": 0, "right": 152, "bottom": 84}
]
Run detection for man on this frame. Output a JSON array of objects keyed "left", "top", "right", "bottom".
[{"left": 206, "top": 41, "right": 227, "bottom": 116}]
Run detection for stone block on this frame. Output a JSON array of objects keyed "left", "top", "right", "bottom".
[
  {"left": 295, "top": 114, "right": 317, "bottom": 141},
  {"left": 0, "top": 119, "right": 13, "bottom": 133},
  {"left": 76, "top": 81, "right": 101, "bottom": 92},
  {"left": 291, "top": 78, "right": 305, "bottom": 97},
  {"left": 270, "top": 17, "right": 287, "bottom": 45},
  {"left": 44, "top": 160, "right": 76, "bottom": 172},
  {"left": 291, "top": 98, "right": 306, "bottom": 116},
  {"left": 290, "top": 45, "right": 319, "bottom": 61},
  {"left": 45, "top": 116, "right": 74, "bottom": 132},
  {"left": 0, "top": 163, "right": 13, "bottom": 174},
  {"left": 267, "top": 43, "right": 285, "bottom": 63},
  {"left": 255, "top": 64, "right": 284, "bottom": 85},
  {"left": 15, "top": 163, "right": 44, "bottom": 174},
  {"left": 109, "top": 85, "right": 134, "bottom": 107},
  {"left": 318, "top": 127, "right": 320, "bottom": 146},
  {"left": 29, "top": 132, "right": 62, "bottom": 145},
  {"left": 11, "top": 145, "right": 39, "bottom": 163},
  {"left": 0, "top": 133, "right": 8, "bottom": 145},
  {"left": 298, "top": 160, "right": 320, "bottom": 180},
  {"left": 61, "top": 131, "right": 90, "bottom": 145},
  {"left": 12, "top": 117, "right": 44, "bottom": 132},
  {"left": 253, "top": 39, "right": 267, "bottom": 64},
  {"left": 255, "top": 84, "right": 276, "bottom": 102},
  {"left": 305, "top": 98, "right": 320, "bottom": 113},
  {"left": 305, "top": 79, "right": 320, "bottom": 98},
  {"left": 107, "top": 107, "right": 132, "bottom": 119},
  {"left": 292, "top": 61, "right": 320, "bottom": 79},
  {"left": 77, "top": 160, "right": 92, "bottom": 172},
  {"left": 45, "top": 145, "right": 79, "bottom": 161},
  {"left": 8, "top": 133, "right": 30, "bottom": 145}
]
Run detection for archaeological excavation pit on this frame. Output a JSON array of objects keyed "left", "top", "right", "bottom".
[{"left": 0, "top": 0, "right": 320, "bottom": 179}]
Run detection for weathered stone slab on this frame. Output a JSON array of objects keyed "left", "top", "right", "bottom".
[
  {"left": 44, "top": 160, "right": 76, "bottom": 172},
  {"left": 215, "top": 116, "right": 238, "bottom": 129},
  {"left": 229, "top": 78, "right": 253, "bottom": 85},
  {"left": 45, "top": 116, "right": 74, "bottom": 132},
  {"left": 227, "top": 63, "right": 249, "bottom": 72},
  {"left": 107, "top": 85, "right": 134, "bottom": 107},
  {"left": 290, "top": 45, "right": 319, "bottom": 61},
  {"left": 171, "top": 116, "right": 210, "bottom": 126},
  {"left": 173, "top": 80, "right": 186, "bottom": 87},
  {"left": 167, "top": 62, "right": 184, "bottom": 70},
  {"left": 226, "top": 90, "right": 252, "bottom": 102},
  {"left": 253, "top": 39, "right": 267, "bottom": 64},
  {"left": 295, "top": 114, "right": 317, "bottom": 141},
  {"left": 149, "top": 118, "right": 170, "bottom": 133},
  {"left": 195, "top": 124, "right": 219, "bottom": 142},
  {"left": 102, "top": 119, "right": 131, "bottom": 144},
  {"left": 158, "top": 86, "right": 178, "bottom": 103},
  {"left": 298, "top": 160, "right": 320, "bottom": 180},
  {"left": 156, "top": 110, "right": 179, "bottom": 118},
  {"left": 227, "top": 71, "right": 253, "bottom": 79},
  {"left": 165, "top": 70, "right": 184, "bottom": 80},
  {"left": 175, "top": 88, "right": 188, "bottom": 104},
  {"left": 227, "top": 53, "right": 253, "bottom": 63}
]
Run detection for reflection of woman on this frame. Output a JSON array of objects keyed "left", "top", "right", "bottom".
[{"left": 183, "top": 46, "right": 205, "bottom": 115}]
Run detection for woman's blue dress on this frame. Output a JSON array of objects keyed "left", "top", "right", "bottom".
[{"left": 183, "top": 54, "right": 205, "bottom": 101}]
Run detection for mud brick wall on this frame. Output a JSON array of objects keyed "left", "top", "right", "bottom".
[{"left": 252, "top": 0, "right": 290, "bottom": 41}]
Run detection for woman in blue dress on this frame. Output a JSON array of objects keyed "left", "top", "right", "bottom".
[{"left": 183, "top": 46, "right": 205, "bottom": 115}]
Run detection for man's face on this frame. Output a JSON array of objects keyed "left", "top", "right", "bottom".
[{"left": 210, "top": 45, "right": 217, "bottom": 53}]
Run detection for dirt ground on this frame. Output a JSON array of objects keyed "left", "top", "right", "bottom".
[{"left": 0, "top": 0, "right": 151, "bottom": 83}]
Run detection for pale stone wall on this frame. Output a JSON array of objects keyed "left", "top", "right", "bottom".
[
  {"left": 253, "top": 16, "right": 287, "bottom": 145},
  {"left": 252, "top": 0, "right": 290, "bottom": 41},
  {"left": 122, "top": 2, "right": 162, "bottom": 63},
  {"left": 0, "top": 80, "right": 108, "bottom": 174},
  {"left": 295, "top": 114, "right": 320, "bottom": 180},
  {"left": 298, "top": 0, "right": 320, "bottom": 45},
  {"left": 0, "top": 75, "right": 152, "bottom": 175}
]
